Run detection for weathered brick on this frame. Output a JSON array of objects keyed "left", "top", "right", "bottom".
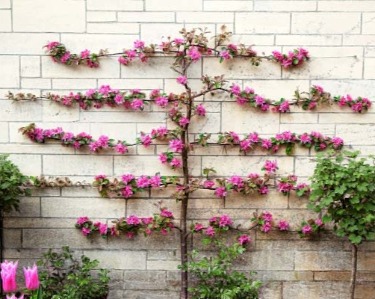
[
  {"left": 8, "top": 154, "right": 42, "bottom": 175},
  {"left": 364, "top": 58, "right": 375, "bottom": 78},
  {"left": 22, "top": 78, "right": 51, "bottom": 89},
  {"left": 118, "top": 12, "right": 175, "bottom": 23},
  {"left": 13, "top": 0, "right": 85, "bottom": 32},
  {"left": 84, "top": 250, "right": 147, "bottom": 270},
  {"left": 204, "top": 1, "right": 252, "bottom": 11},
  {"left": 0, "top": 33, "right": 59, "bottom": 54},
  {"left": 21, "top": 56, "right": 41, "bottom": 78},
  {"left": 236, "top": 12, "right": 290, "bottom": 34},
  {"left": 87, "top": 23, "right": 139, "bottom": 34},
  {"left": 87, "top": 11, "right": 117, "bottom": 22},
  {"left": 295, "top": 251, "right": 351, "bottom": 271},
  {"left": 0, "top": 122, "right": 9, "bottom": 142},
  {"left": 124, "top": 270, "right": 167, "bottom": 289},
  {"left": 6, "top": 197, "right": 41, "bottom": 217},
  {"left": 145, "top": 0, "right": 202, "bottom": 11},
  {"left": 319, "top": 1, "right": 375, "bottom": 11},
  {"left": 292, "top": 13, "right": 361, "bottom": 34},
  {"left": 88, "top": 0, "right": 143, "bottom": 11},
  {"left": 276, "top": 34, "right": 342, "bottom": 46},
  {"left": 255, "top": 1, "right": 316, "bottom": 11},
  {"left": 176, "top": 12, "right": 233, "bottom": 23},
  {"left": 336, "top": 124, "right": 375, "bottom": 145},
  {"left": 358, "top": 252, "right": 375, "bottom": 271},
  {"left": 3, "top": 229, "right": 22, "bottom": 248}
]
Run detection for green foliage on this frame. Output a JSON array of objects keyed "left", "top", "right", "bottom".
[
  {"left": 309, "top": 151, "right": 375, "bottom": 245},
  {"left": 37, "top": 246, "right": 110, "bottom": 299},
  {"left": 182, "top": 238, "right": 262, "bottom": 299},
  {"left": 0, "top": 154, "right": 30, "bottom": 212}
]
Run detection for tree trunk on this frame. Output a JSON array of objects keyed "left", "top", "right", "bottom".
[{"left": 349, "top": 243, "right": 358, "bottom": 299}]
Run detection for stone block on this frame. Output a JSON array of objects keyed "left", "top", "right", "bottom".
[
  {"left": 204, "top": 1, "right": 252, "bottom": 11},
  {"left": 21, "top": 56, "right": 41, "bottom": 77},
  {"left": 295, "top": 251, "right": 351, "bottom": 271},
  {"left": 0, "top": 56, "right": 19, "bottom": 88},
  {"left": 145, "top": 0, "right": 202, "bottom": 11},
  {"left": 0, "top": 33, "right": 58, "bottom": 54},
  {"left": 124, "top": 270, "right": 167, "bottom": 290},
  {"left": 0, "top": 10, "right": 11, "bottom": 32},
  {"left": 282, "top": 281, "right": 349, "bottom": 299},
  {"left": 83, "top": 250, "right": 146, "bottom": 270},
  {"left": 87, "top": 11, "right": 117, "bottom": 22},
  {"left": 118, "top": 12, "right": 175, "bottom": 23},
  {"left": 236, "top": 13, "right": 290, "bottom": 34},
  {"left": 87, "top": 23, "right": 139, "bottom": 34},
  {"left": 88, "top": 0, "right": 143, "bottom": 11}
]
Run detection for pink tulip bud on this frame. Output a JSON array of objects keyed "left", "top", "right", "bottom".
[
  {"left": 1, "top": 260, "right": 18, "bottom": 293},
  {"left": 23, "top": 264, "right": 40, "bottom": 291}
]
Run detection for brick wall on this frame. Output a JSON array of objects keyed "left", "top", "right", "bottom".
[{"left": 1, "top": 0, "right": 375, "bottom": 298}]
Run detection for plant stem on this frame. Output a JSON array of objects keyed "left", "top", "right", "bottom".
[{"left": 350, "top": 243, "right": 358, "bottom": 299}]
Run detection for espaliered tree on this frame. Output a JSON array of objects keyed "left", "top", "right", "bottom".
[{"left": 11, "top": 27, "right": 372, "bottom": 299}]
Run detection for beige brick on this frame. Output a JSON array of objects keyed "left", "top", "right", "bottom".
[
  {"left": 23, "top": 228, "right": 108, "bottom": 249},
  {"left": 124, "top": 271, "right": 167, "bottom": 290},
  {"left": 147, "top": 260, "right": 180, "bottom": 271},
  {"left": 292, "top": 13, "right": 360, "bottom": 34},
  {"left": 52, "top": 79, "right": 97, "bottom": 89},
  {"left": 85, "top": 250, "right": 147, "bottom": 270},
  {"left": 276, "top": 34, "right": 342, "bottom": 46},
  {"left": 319, "top": 1, "right": 375, "bottom": 11},
  {"left": 255, "top": 270, "right": 313, "bottom": 282},
  {"left": 221, "top": 102, "right": 280, "bottom": 133},
  {"left": 280, "top": 113, "right": 318, "bottom": 124},
  {"left": 3, "top": 229, "right": 22, "bottom": 248},
  {"left": 176, "top": 12, "right": 233, "bottom": 23},
  {"left": 295, "top": 157, "right": 316, "bottom": 177},
  {"left": 80, "top": 111, "right": 167, "bottom": 123},
  {"left": 295, "top": 251, "right": 351, "bottom": 271},
  {"left": 319, "top": 113, "right": 375, "bottom": 124},
  {"left": 89, "top": 123, "right": 137, "bottom": 141},
  {"left": 114, "top": 156, "right": 201, "bottom": 176},
  {"left": 0, "top": 56, "right": 20, "bottom": 88},
  {"left": 146, "top": 0, "right": 202, "bottom": 11},
  {"left": 123, "top": 290, "right": 179, "bottom": 299},
  {"left": 256, "top": 240, "right": 346, "bottom": 252},
  {"left": 0, "top": 122, "right": 9, "bottom": 142},
  {"left": 88, "top": 0, "right": 143, "bottom": 11},
  {"left": 42, "top": 197, "right": 125, "bottom": 218},
  {"left": 336, "top": 124, "right": 375, "bottom": 145},
  {"left": 6, "top": 197, "right": 41, "bottom": 217},
  {"left": 355, "top": 284, "right": 375, "bottom": 298},
  {"left": 203, "top": 57, "right": 282, "bottom": 80},
  {"left": 261, "top": 282, "right": 282, "bottom": 299},
  {"left": 97, "top": 79, "right": 163, "bottom": 90},
  {"left": 365, "top": 58, "right": 375, "bottom": 79},
  {"left": 0, "top": 10, "right": 11, "bottom": 31},
  {"left": 204, "top": 1, "right": 252, "bottom": 11},
  {"left": 0, "top": 33, "right": 59, "bottom": 54},
  {"left": 245, "top": 79, "right": 309, "bottom": 99},
  {"left": 13, "top": 0, "right": 85, "bottom": 32},
  {"left": 118, "top": 12, "right": 175, "bottom": 23},
  {"left": 225, "top": 190, "right": 288, "bottom": 209},
  {"left": 231, "top": 34, "right": 275, "bottom": 46},
  {"left": 9, "top": 154, "right": 42, "bottom": 175},
  {"left": 42, "top": 57, "right": 120, "bottom": 79},
  {"left": 87, "top": 23, "right": 139, "bottom": 34},
  {"left": 283, "top": 57, "right": 363, "bottom": 80},
  {"left": 238, "top": 250, "right": 294, "bottom": 270},
  {"left": 314, "top": 271, "right": 351, "bottom": 281},
  {"left": 344, "top": 35, "right": 375, "bottom": 46},
  {"left": 201, "top": 156, "right": 294, "bottom": 176},
  {"left": 365, "top": 46, "right": 375, "bottom": 57},
  {"left": 5, "top": 218, "right": 78, "bottom": 229},
  {"left": 42, "top": 101, "right": 79, "bottom": 122},
  {"left": 22, "top": 78, "right": 51, "bottom": 89},
  {"left": 87, "top": 11, "right": 117, "bottom": 22},
  {"left": 363, "top": 13, "right": 375, "bottom": 34},
  {"left": 0, "top": 0, "right": 10, "bottom": 8},
  {"left": 283, "top": 282, "right": 349, "bottom": 299},
  {"left": 279, "top": 124, "right": 334, "bottom": 134},
  {"left": 255, "top": 1, "right": 316, "bottom": 11},
  {"left": 236, "top": 13, "right": 290, "bottom": 34},
  {"left": 358, "top": 252, "right": 375, "bottom": 271},
  {"left": 311, "top": 79, "right": 375, "bottom": 99},
  {"left": 21, "top": 56, "right": 41, "bottom": 78},
  {"left": 43, "top": 155, "right": 113, "bottom": 176}
]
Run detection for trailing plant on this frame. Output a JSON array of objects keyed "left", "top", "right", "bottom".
[
  {"left": 36, "top": 246, "right": 110, "bottom": 299},
  {"left": 308, "top": 151, "right": 375, "bottom": 299},
  {"left": 0, "top": 154, "right": 30, "bottom": 212}
]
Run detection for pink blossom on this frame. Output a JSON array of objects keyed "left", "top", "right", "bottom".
[
  {"left": 278, "top": 220, "right": 289, "bottom": 231},
  {"left": 97, "top": 135, "right": 109, "bottom": 148},
  {"left": 126, "top": 49, "right": 137, "bottom": 59},
  {"left": 150, "top": 175, "right": 161, "bottom": 187},
  {"left": 236, "top": 97, "right": 247, "bottom": 105},
  {"left": 262, "top": 211, "right": 273, "bottom": 222},
  {"left": 238, "top": 234, "right": 251, "bottom": 245},
  {"left": 230, "top": 84, "right": 241, "bottom": 96},
  {"left": 121, "top": 174, "right": 134, "bottom": 185},
  {"left": 159, "top": 153, "right": 168, "bottom": 164},
  {"left": 255, "top": 95, "right": 265, "bottom": 106},
  {"left": 99, "top": 223, "right": 108, "bottom": 235},
  {"left": 155, "top": 96, "right": 169, "bottom": 108},
  {"left": 262, "top": 139, "right": 273, "bottom": 150},
  {"left": 126, "top": 232, "right": 135, "bottom": 239},
  {"left": 332, "top": 137, "right": 343, "bottom": 149},
  {"left": 261, "top": 222, "right": 272, "bottom": 233},
  {"left": 99, "top": 85, "right": 112, "bottom": 96},
  {"left": 229, "top": 176, "right": 244, "bottom": 189},
  {"left": 229, "top": 131, "right": 240, "bottom": 143},
  {"left": 88, "top": 141, "right": 100, "bottom": 152},
  {"left": 121, "top": 185, "right": 134, "bottom": 198},
  {"left": 205, "top": 226, "right": 215, "bottom": 237},
  {"left": 80, "top": 49, "right": 90, "bottom": 59},
  {"left": 203, "top": 180, "right": 215, "bottom": 188},
  {"left": 133, "top": 40, "right": 145, "bottom": 49},
  {"left": 130, "top": 99, "right": 144, "bottom": 110},
  {"left": 142, "top": 217, "right": 153, "bottom": 225},
  {"left": 299, "top": 133, "right": 312, "bottom": 144},
  {"left": 114, "top": 94, "right": 124, "bottom": 104},
  {"left": 313, "top": 85, "right": 324, "bottom": 94},
  {"left": 160, "top": 209, "right": 174, "bottom": 218},
  {"left": 195, "top": 104, "right": 206, "bottom": 116},
  {"left": 214, "top": 187, "right": 227, "bottom": 198},
  {"left": 302, "top": 225, "right": 312, "bottom": 235},
  {"left": 194, "top": 223, "right": 204, "bottom": 232},
  {"left": 220, "top": 50, "right": 231, "bottom": 60},
  {"left": 240, "top": 139, "right": 252, "bottom": 152},
  {"left": 219, "top": 214, "right": 233, "bottom": 227},
  {"left": 258, "top": 186, "right": 269, "bottom": 195},
  {"left": 315, "top": 218, "right": 323, "bottom": 227},
  {"left": 170, "top": 157, "right": 182, "bottom": 168},
  {"left": 115, "top": 143, "right": 128, "bottom": 154},
  {"left": 136, "top": 175, "right": 150, "bottom": 188},
  {"left": 173, "top": 38, "right": 184, "bottom": 46},
  {"left": 76, "top": 216, "right": 89, "bottom": 225},
  {"left": 263, "top": 160, "right": 278, "bottom": 174},
  {"left": 60, "top": 52, "right": 71, "bottom": 63},
  {"left": 179, "top": 117, "right": 190, "bottom": 127},
  {"left": 187, "top": 46, "right": 201, "bottom": 61},
  {"left": 161, "top": 228, "right": 168, "bottom": 236},
  {"left": 228, "top": 44, "right": 238, "bottom": 52},
  {"left": 177, "top": 76, "right": 187, "bottom": 85},
  {"left": 278, "top": 101, "right": 290, "bottom": 113},
  {"left": 169, "top": 139, "right": 184, "bottom": 153},
  {"left": 82, "top": 227, "right": 91, "bottom": 236},
  {"left": 118, "top": 56, "right": 130, "bottom": 65},
  {"left": 277, "top": 182, "right": 294, "bottom": 194},
  {"left": 46, "top": 41, "right": 60, "bottom": 50},
  {"left": 127, "top": 215, "right": 141, "bottom": 225},
  {"left": 140, "top": 134, "right": 152, "bottom": 147},
  {"left": 272, "top": 50, "right": 283, "bottom": 62}
]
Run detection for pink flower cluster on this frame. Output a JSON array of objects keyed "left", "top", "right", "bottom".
[
  {"left": 252, "top": 211, "right": 290, "bottom": 233},
  {"left": 1, "top": 260, "right": 40, "bottom": 297},
  {"left": 21, "top": 124, "right": 170, "bottom": 154},
  {"left": 277, "top": 175, "right": 311, "bottom": 197},
  {"left": 272, "top": 48, "right": 309, "bottom": 68},
  {"left": 337, "top": 94, "right": 372, "bottom": 113},
  {"left": 299, "top": 218, "right": 324, "bottom": 236},
  {"left": 45, "top": 42, "right": 99, "bottom": 67},
  {"left": 118, "top": 40, "right": 148, "bottom": 65},
  {"left": 218, "top": 130, "right": 344, "bottom": 154},
  {"left": 76, "top": 208, "right": 175, "bottom": 238}
]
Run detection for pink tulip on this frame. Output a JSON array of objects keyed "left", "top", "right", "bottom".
[
  {"left": 23, "top": 264, "right": 40, "bottom": 291},
  {"left": 1, "top": 260, "right": 18, "bottom": 293},
  {"left": 6, "top": 295, "right": 24, "bottom": 299}
]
